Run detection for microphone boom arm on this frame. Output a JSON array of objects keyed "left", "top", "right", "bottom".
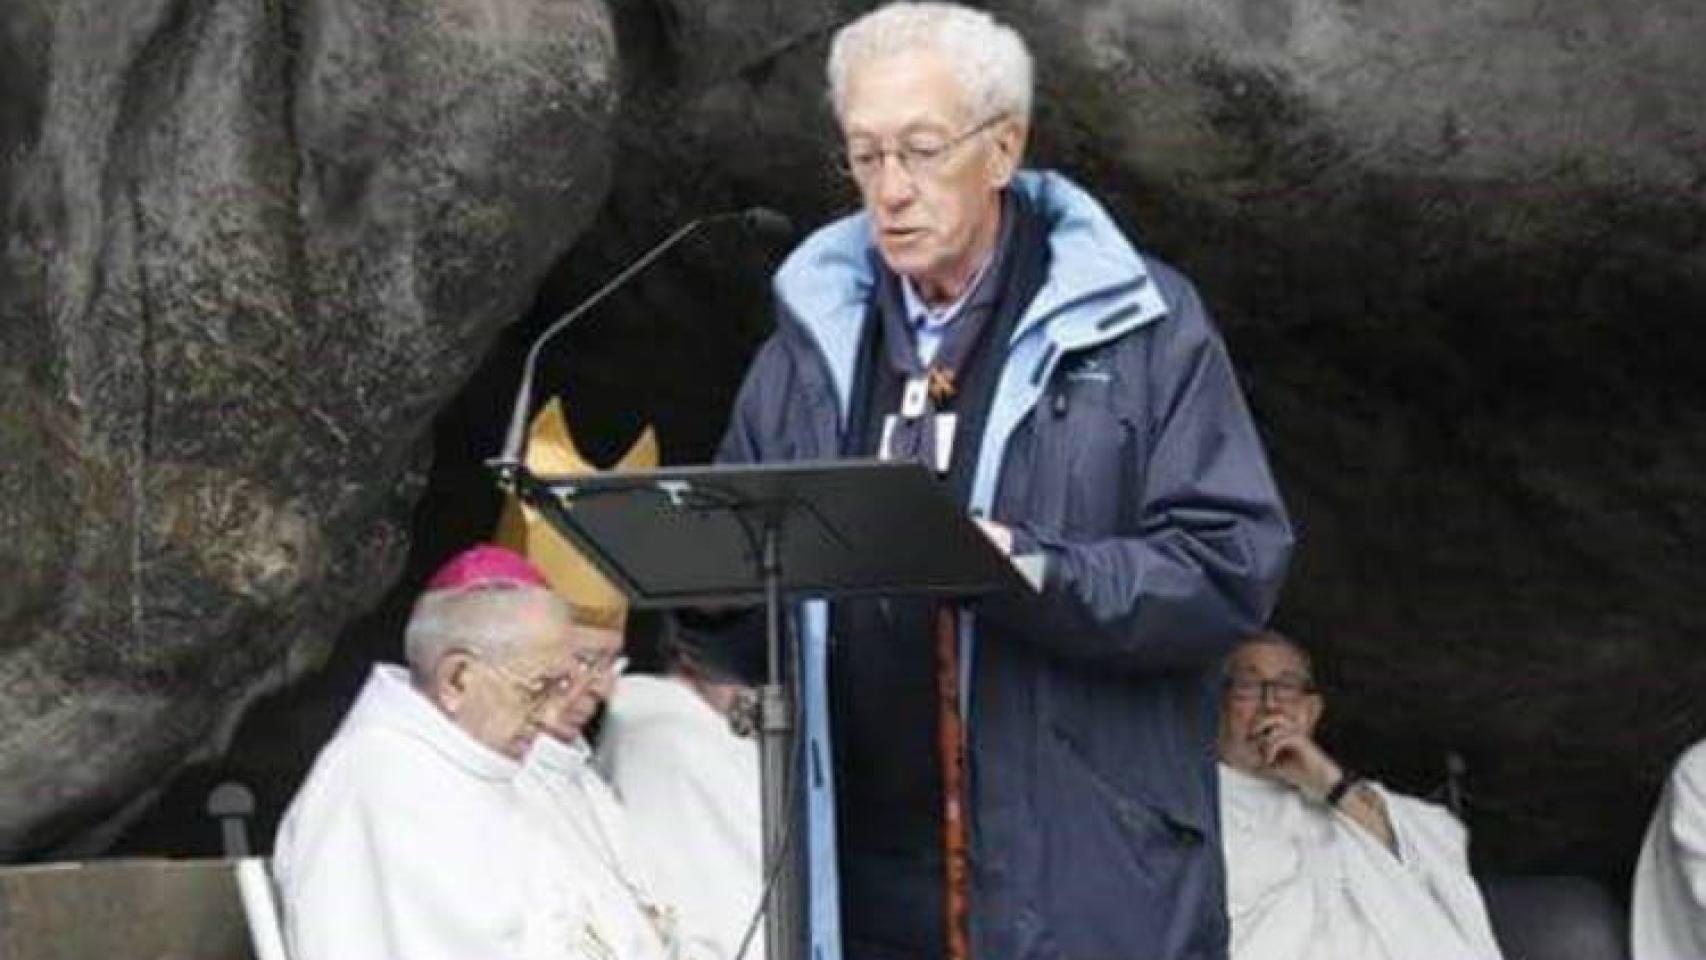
[
  {"left": 489, "top": 206, "right": 791, "bottom": 492},
  {"left": 491, "top": 214, "right": 717, "bottom": 486}
]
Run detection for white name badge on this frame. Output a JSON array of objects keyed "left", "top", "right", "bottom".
[
  {"left": 901, "top": 376, "right": 930, "bottom": 418},
  {"left": 934, "top": 413, "right": 957, "bottom": 472},
  {"left": 879, "top": 412, "right": 957, "bottom": 474}
]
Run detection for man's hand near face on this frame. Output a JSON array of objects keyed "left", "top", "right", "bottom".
[
  {"left": 1253, "top": 714, "right": 1342, "bottom": 801},
  {"left": 1256, "top": 715, "right": 1397, "bottom": 854}
]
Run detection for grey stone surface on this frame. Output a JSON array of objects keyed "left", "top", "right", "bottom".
[{"left": 0, "top": 0, "right": 616, "bottom": 856}]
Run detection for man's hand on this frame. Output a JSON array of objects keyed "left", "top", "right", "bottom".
[
  {"left": 1253, "top": 715, "right": 1343, "bottom": 803},
  {"left": 1256, "top": 715, "right": 1400, "bottom": 854}
]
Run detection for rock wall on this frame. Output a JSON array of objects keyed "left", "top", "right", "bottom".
[{"left": 0, "top": 0, "right": 616, "bottom": 856}]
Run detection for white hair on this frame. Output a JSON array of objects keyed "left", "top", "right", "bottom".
[
  {"left": 827, "top": 2, "right": 1034, "bottom": 126},
  {"left": 403, "top": 581, "right": 569, "bottom": 682}
]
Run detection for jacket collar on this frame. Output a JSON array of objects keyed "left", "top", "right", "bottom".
[{"left": 772, "top": 170, "right": 1169, "bottom": 411}]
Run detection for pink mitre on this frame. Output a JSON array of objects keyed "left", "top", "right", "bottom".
[{"left": 426, "top": 544, "right": 549, "bottom": 591}]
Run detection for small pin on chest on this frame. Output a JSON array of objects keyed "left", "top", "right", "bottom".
[{"left": 926, "top": 366, "right": 957, "bottom": 402}]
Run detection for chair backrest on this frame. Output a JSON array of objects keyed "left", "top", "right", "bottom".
[
  {"left": 235, "top": 857, "right": 290, "bottom": 960},
  {"left": 1481, "top": 874, "right": 1630, "bottom": 960}
]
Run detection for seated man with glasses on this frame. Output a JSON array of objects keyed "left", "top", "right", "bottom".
[
  {"left": 273, "top": 545, "right": 614, "bottom": 960},
  {"left": 1217, "top": 630, "right": 1504, "bottom": 960}
]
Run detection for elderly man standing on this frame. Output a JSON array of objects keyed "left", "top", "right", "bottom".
[
  {"left": 1216, "top": 631, "right": 1504, "bottom": 960},
  {"left": 273, "top": 546, "right": 604, "bottom": 960},
  {"left": 714, "top": 3, "right": 1293, "bottom": 957}
]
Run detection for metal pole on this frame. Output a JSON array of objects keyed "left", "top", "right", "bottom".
[{"left": 759, "top": 518, "right": 804, "bottom": 960}]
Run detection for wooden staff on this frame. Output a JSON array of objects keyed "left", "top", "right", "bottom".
[{"left": 935, "top": 603, "right": 971, "bottom": 960}]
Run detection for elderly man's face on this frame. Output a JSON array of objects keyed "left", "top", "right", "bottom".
[
  {"left": 532, "top": 624, "right": 627, "bottom": 743},
  {"left": 1217, "top": 640, "right": 1323, "bottom": 774},
  {"left": 841, "top": 49, "right": 1020, "bottom": 303},
  {"left": 443, "top": 610, "right": 582, "bottom": 761},
  {"left": 535, "top": 621, "right": 627, "bottom": 742}
]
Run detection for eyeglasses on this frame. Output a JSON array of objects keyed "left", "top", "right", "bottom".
[
  {"left": 1223, "top": 673, "right": 1317, "bottom": 705},
  {"left": 475, "top": 652, "right": 628, "bottom": 709},
  {"left": 477, "top": 656, "right": 584, "bottom": 709},
  {"left": 841, "top": 113, "right": 1007, "bottom": 184},
  {"left": 569, "top": 649, "right": 629, "bottom": 680}
]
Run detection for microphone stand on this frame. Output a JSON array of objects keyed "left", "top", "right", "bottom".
[
  {"left": 490, "top": 208, "right": 785, "bottom": 488},
  {"left": 494, "top": 216, "right": 705, "bottom": 488},
  {"left": 486, "top": 207, "right": 808, "bottom": 960}
]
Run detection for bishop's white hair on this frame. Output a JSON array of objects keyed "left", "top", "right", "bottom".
[
  {"left": 403, "top": 581, "right": 569, "bottom": 682},
  {"left": 827, "top": 2, "right": 1035, "bottom": 126}
]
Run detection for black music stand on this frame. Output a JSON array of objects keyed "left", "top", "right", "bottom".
[{"left": 495, "top": 458, "right": 1023, "bottom": 960}]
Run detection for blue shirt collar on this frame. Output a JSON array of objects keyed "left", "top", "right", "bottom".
[{"left": 900, "top": 252, "right": 995, "bottom": 332}]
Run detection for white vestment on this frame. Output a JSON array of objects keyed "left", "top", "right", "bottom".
[
  {"left": 598, "top": 675, "right": 765, "bottom": 960},
  {"left": 1219, "top": 764, "right": 1504, "bottom": 960},
  {"left": 1632, "top": 739, "right": 1706, "bottom": 960},
  {"left": 516, "top": 733, "right": 680, "bottom": 960},
  {"left": 273, "top": 664, "right": 589, "bottom": 960}
]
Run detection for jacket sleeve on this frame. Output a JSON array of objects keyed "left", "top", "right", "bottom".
[
  {"left": 716, "top": 331, "right": 801, "bottom": 466},
  {"left": 680, "top": 330, "right": 803, "bottom": 667},
  {"left": 979, "top": 272, "right": 1294, "bottom": 672}
]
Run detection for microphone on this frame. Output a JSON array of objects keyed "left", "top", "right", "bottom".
[
  {"left": 738, "top": 206, "right": 794, "bottom": 239},
  {"left": 489, "top": 207, "right": 794, "bottom": 482}
]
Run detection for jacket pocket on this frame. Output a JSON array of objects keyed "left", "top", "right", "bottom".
[
  {"left": 1032, "top": 365, "right": 1138, "bottom": 539},
  {"left": 1028, "top": 722, "right": 1213, "bottom": 959},
  {"left": 1051, "top": 721, "right": 1207, "bottom": 878}
]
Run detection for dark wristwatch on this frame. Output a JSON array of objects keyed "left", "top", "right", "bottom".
[{"left": 1325, "top": 773, "right": 1363, "bottom": 807}]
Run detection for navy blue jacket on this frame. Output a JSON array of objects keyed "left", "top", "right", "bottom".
[{"left": 718, "top": 171, "right": 1294, "bottom": 960}]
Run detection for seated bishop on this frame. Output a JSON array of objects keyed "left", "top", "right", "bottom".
[
  {"left": 1217, "top": 630, "right": 1505, "bottom": 960},
  {"left": 273, "top": 545, "right": 608, "bottom": 960}
]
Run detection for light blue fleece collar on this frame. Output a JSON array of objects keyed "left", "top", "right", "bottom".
[{"left": 772, "top": 169, "right": 1168, "bottom": 418}]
